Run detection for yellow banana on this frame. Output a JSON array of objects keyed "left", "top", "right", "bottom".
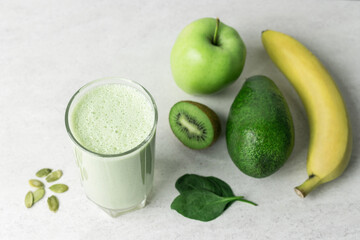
[{"left": 261, "top": 30, "right": 352, "bottom": 198}]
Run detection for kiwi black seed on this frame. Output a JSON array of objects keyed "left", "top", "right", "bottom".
[{"left": 169, "top": 101, "right": 221, "bottom": 149}]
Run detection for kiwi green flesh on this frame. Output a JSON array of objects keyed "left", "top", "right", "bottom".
[{"left": 169, "top": 101, "right": 216, "bottom": 149}]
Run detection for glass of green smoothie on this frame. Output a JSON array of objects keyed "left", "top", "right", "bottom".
[{"left": 65, "top": 77, "right": 158, "bottom": 217}]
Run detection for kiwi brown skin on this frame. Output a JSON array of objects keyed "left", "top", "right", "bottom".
[
  {"left": 184, "top": 101, "right": 221, "bottom": 147},
  {"left": 169, "top": 100, "right": 221, "bottom": 150}
]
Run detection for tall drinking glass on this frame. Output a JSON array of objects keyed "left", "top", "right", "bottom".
[{"left": 65, "top": 77, "right": 158, "bottom": 217}]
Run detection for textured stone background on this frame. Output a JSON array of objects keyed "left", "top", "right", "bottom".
[{"left": 1, "top": 0, "right": 359, "bottom": 239}]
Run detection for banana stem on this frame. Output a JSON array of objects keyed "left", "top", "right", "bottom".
[{"left": 294, "top": 175, "right": 322, "bottom": 198}]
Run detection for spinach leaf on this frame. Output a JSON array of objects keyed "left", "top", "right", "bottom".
[
  {"left": 175, "top": 174, "right": 236, "bottom": 209},
  {"left": 171, "top": 190, "right": 257, "bottom": 222},
  {"left": 207, "top": 176, "right": 235, "bottom": 197},
  {"left": 175, "top": 174, "right": 234, "bottom": 197}
]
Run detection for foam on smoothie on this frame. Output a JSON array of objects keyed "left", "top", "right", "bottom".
[{"left": 70, "top": 84, "right": 155, "bottom": 155}]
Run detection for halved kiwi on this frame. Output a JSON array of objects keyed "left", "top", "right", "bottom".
[{"left": 169, "top": 101, "right": 221, "bottom": 149}]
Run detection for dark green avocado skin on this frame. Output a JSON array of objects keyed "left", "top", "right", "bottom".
[{"left": 226, "top": 75, "right": 294, "bottom": 178}]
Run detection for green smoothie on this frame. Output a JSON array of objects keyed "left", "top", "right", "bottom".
[
  {"left": 66, "top": 78, "right": 157, "bottom": 216},
  {"left": 71, "top": 84, "right": 155, "bottom": 154}
]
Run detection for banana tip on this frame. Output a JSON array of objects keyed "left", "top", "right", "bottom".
[{"left": 294, "top": 187, "right": 306, "bottom": 198}]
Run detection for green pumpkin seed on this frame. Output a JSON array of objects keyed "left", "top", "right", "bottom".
[
  {"left": 46, "top": 170, "right": 63, "bottom": 183},
  {"left": 47, "top": 195, "right": 59, "bottom": 212},
  {"left": 49, "top": 184, "right": 69, "bottom": 193},
  {"left": 33, "top": 188, "right": 45, "bottom": 203},
  {"left": 25, "top": 191, "right": 34, "bottom": 208},
  {"left": 35, "top": 168, "right": 52, "bottom": 178},
  {"left": 29, "top": 179, "right": 44, "bottom": 188}
]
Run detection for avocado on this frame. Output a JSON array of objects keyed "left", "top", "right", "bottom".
[{"left": 226, "top": 75, "right": 294, "bottom": 178}]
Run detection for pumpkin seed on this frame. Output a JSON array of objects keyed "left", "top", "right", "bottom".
[
  {"left": 25, "top": 191, "right": 34, "bottom": 208},
  {"left": 33, "top": 188, "right": 45, "bottom": 203},
  {"left": 49, "top": 184, "right": 69, "bottom": 193},
  {"left": 46, "top": 170, "right": 63, "bottom": 183},
  {"left": 35, "top": 168, "right": 52, "bottom": 178},
  {"left": 47, "top": 195, "right": 59, "bottom": 212},
  {"left": 29, "top": 179, "right": 44, "bottom": 188}
]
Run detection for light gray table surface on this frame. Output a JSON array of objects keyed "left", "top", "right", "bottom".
[{"left": 1, "top": 0, "right": 359, "bottom": 239}]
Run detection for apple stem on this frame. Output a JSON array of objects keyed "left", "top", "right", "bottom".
[{"left": 212, "top": 18, "right": 220, "bottom": 45}]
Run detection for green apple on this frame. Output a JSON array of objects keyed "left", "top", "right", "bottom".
[{"left": 171, "top": 18, "right": 246, "bottom": 95}]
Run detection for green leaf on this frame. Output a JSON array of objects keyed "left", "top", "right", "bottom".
[
  {"left": 176, "top": 174, "right": 234, "bottom": 197},
  {"left": 171, "top": 190, "right": 250, "bottom": 222},
  {"left": 207, "top": 176, "right": 236, "bottom": 209},
  {"left": 206, "top": 176, "right": 235, "bottom": 197},
  {"left": 175, "top": 174, "right": 236, "bottom": 209},
  {"left": 172, "top": 174, "right": 257, "bottom": 221}
]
